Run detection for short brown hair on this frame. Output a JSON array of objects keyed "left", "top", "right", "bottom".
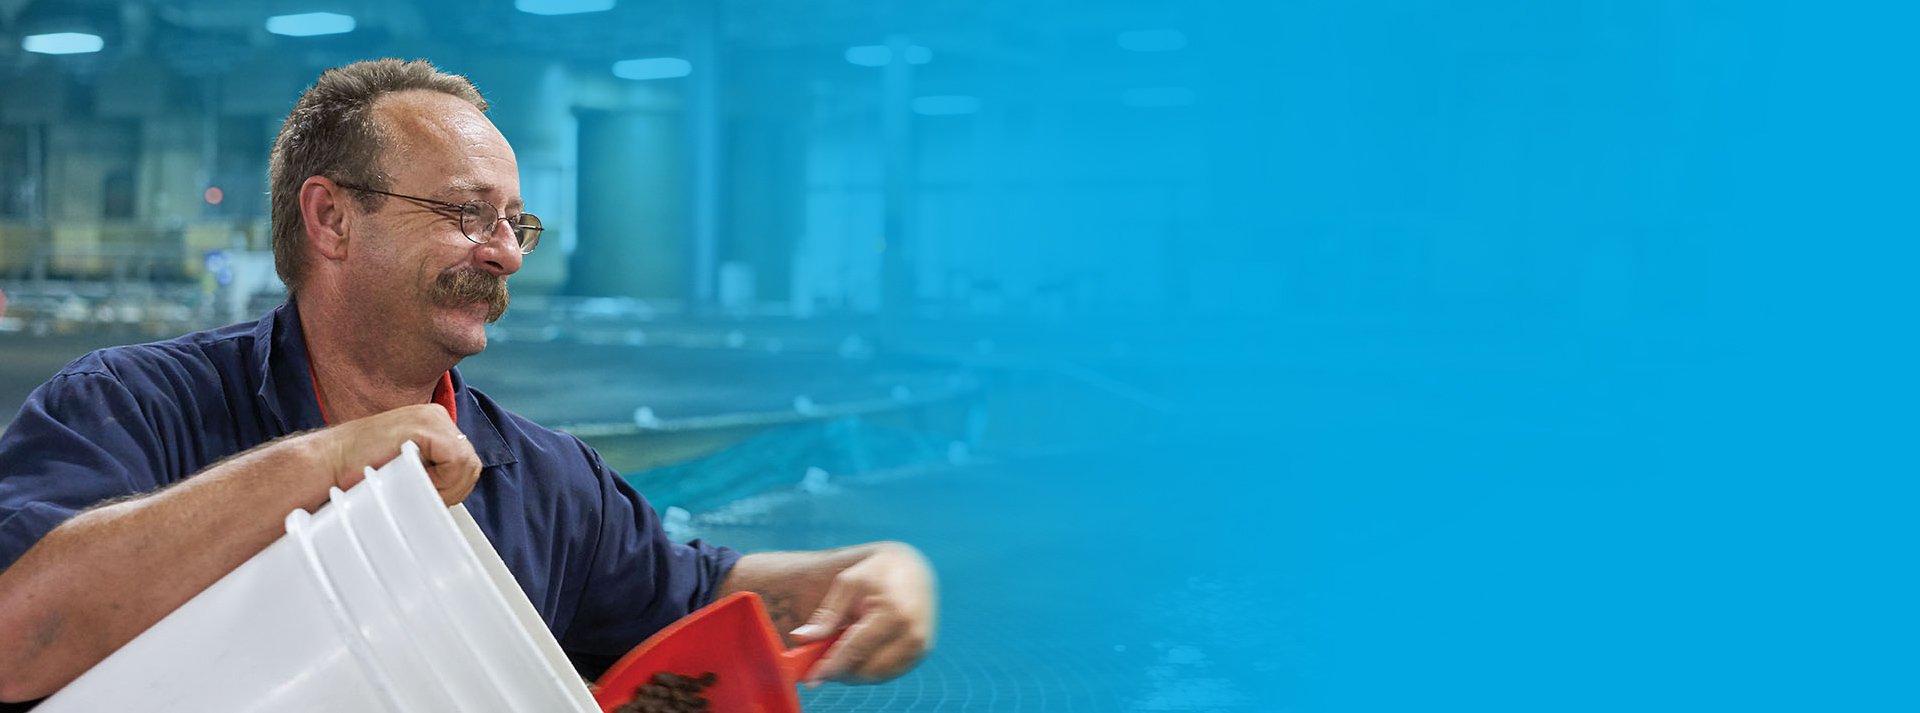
[{"left": 268, "top": 59, "right": 488, "bottom": 292}]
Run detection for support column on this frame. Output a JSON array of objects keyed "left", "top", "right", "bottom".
[
  {"left": 880, "top": 34, "right": 919, "bottom": 316},
  {"left": 573, "top": 109, "right": 684, "bottom": 300},
  {"left": 682, "top": 0, "right": 725, "bottom": 313}
]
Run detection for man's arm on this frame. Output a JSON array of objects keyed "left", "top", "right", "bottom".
[
  {"left": 0, "top": 404, "right": 479, "bottom": 702},
  {"left": 718, "top": 541, "right": 936, "bottom": 685}
]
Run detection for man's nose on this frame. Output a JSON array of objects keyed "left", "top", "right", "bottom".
[{"left": 472, "top": 219, "right": 524, "bottom": 275}]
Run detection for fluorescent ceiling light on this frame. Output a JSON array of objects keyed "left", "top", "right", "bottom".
[
  {"left": 22, "top": 32, "right": 104, "bottom": 55},
  {"left": 845, "top": 45, "right": 891, "bottom": 67},
  {"left": 265, "top": 13, "right": 356, "bottom": 37},
  {"left": 910, "top": 95, "right": 979, "bottom": 116},
  {"left": 846, "top": 44, "right": 931, "bottom": 67},
  {"left": 1122, "top": 87, "right": 1196, "bottom": 108},
  {"left": 516, "top": 0, "right": 615, "bottom": 15},
  {"left": 1117, "top": 29, "right": 1188, "bottom": 52},
  {"left": 613, "top": 57, "right": 691, "bottom": 80}
]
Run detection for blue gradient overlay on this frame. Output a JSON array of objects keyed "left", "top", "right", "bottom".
[
  {"left": 898, "top": 1, "right": 1920, "bottom": 709},
  {"left": 5, "top": 0, "right": 1915, "bottom": 709},
  {"left": 1170, "top": 2, "right": 1918, "bottom": 710}
]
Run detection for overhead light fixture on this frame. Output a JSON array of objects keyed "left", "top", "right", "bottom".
[
  {"left": 265, "top": 12, "right": 356, "bottom": 37},
  {"left": 22, "top": 32, "right": 104, "bottom": 55},
  {"left": 612, "top": 57, "right": 691, "bottom": 81},
  {"left": 516, "top": 0, "right": 615, "bottom": 15},
  {"left": 845, "top": 44, "right": 932, "bottom": 67},
  {"left": 910, "top": 95, "right": 979, "bottom": 116},
  {"left": 1117, "top": 29, "right": 1188, "bottom": 52}
]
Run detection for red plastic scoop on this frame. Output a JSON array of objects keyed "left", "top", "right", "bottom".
[{"left": 593, "top": 591, "right": 838, "bottom": 713}]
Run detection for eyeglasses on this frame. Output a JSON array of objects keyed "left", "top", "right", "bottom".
[{"left": 335, "top": 182, "right": 543, "bottom": 255}]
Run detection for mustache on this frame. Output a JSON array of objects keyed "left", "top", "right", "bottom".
[{"left": 428, "top": 268, "right": 510, "bottom": 323}]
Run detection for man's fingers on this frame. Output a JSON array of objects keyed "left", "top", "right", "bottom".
[
  {"left": 319, "top": 405, "right": 481, "bottom": 506},
  {"left": 807, "top": 611, "right": 906, "bottom": 685},
  {"left": 790, "top": 578, "right": 861, "bottom": 642},
  {"left": 805, "top": 615, "right": 875, "bottom": 686},
  {"left": 848, "top": 636, "right": 928, "bottom": 682},
  {"left": 419, "top": 431, "right": 481, "bottom": 505},
  {"left": 419, "top": 430, "right": 478, "bottom": 473},
  {"left": 388, "top": 408, "right": 480, "bottom": 505}
]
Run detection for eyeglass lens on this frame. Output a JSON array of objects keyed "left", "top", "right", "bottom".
[{"left": 458, "top": 201, "right": 543, "bottom": 254}]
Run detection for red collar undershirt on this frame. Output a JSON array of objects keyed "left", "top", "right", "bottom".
[{"left": 308, "top": 365, "right": 458, "bottom": 426}]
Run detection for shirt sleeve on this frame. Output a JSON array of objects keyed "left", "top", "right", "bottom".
[
  {"left": 0, "top": 367, "right": 167, "bottom": 573},
  {"left": 557, "top": 438, "right": 742, "bottom": 678}
]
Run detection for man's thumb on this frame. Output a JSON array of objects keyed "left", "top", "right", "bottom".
[{"left": 789, "top": 580, "right": 856, "bottom": 641}]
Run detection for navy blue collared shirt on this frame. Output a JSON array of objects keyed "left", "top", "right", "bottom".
[{"left": 0, "top": 302, "right": 740, "bottom": 677}]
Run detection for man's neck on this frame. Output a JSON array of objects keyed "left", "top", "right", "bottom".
[{"left": 295, "top": 294, "right": 456, "bottom": 424}]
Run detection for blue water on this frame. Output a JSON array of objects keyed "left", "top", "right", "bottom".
[{"left": 694, "top": 445, "right": 1296, "bottom": 712}]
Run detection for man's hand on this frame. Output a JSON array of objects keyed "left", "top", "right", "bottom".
[
  {"left": 309, "top": 404, "right": 481, "bottom": 505},
  {"left": 787, "top": 542, "right": 937, "bottom": 685}
]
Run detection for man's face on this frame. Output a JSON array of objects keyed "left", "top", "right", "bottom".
[{"left": 346, "top": 90, "right": 524, "bottom": 359}]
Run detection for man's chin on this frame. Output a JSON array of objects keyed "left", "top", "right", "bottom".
[
  {"left": 431, "top": 306, "right": 495, "bottom": 355},
  {"left": 444, "top": 328, "right": 489, "bottom": 358}
]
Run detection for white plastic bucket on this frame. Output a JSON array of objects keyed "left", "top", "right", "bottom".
[
  {"left": 36, "top": 442, "right": 598, "bottom": 713},
  {"left": 301, "top": 484, "right": 477, "bottom": 713},
  {"left": 359, "top": 443, "right": 596, "bottom": 712}
]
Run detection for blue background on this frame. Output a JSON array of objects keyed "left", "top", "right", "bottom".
[{"left": 1, "top": 1, "right": 1916, "bottom": 710}]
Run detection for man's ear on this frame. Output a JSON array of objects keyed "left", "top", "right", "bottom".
[{"left": 298, "top": 176, "right": 353, "bottom": 261}]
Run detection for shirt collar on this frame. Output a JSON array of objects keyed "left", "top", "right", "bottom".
[
  {"left": 251, "top": 300, "right": 517, "bottom": 468},
  {"left": 446, "top": 368, "right": 517, "bottom": 468},
  {"left": 253, "top": 302, "right": 324, "bottom": 434}
]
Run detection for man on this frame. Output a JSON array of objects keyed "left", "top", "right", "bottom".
[{"left": 0, "top": 59, "right": 934, "bottom": 704}]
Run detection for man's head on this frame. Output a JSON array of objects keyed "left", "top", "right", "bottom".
[
  {"left": 270, "top": 59, "right": 489, "bottom": 293},
  {"left": 271, "top": 59, "right": 527, "bottom": 359}
]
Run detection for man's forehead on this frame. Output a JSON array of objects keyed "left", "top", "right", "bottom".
[
  {"left": 372, "top": 91, "right": 497, "bottom": 146},
  {"left": 441, "top": 179, "right": 523, "bottom": 208},
  {"left": 370, "top": 91, "right": 520, "bottom": 203}
]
